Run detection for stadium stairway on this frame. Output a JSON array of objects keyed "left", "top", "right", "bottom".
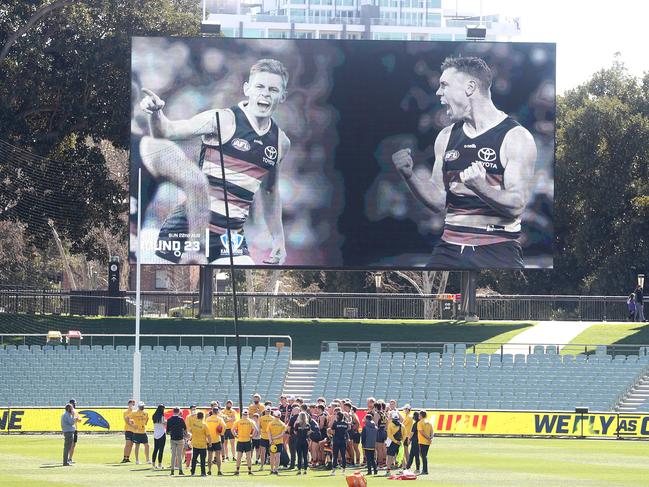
[
  {"left": 281, "top": 360, "right": 319, "bottom": 401},
  {"left": 616, "top": 375, "right": 649, "bottom": 412}
]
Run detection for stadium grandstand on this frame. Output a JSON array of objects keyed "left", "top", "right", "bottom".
[{"left": 3, "top": 337, "right": 649, "bottom": 414}]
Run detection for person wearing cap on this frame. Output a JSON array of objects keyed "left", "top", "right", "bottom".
[
  {"left": 248, "top": 393, "right": 264, "bottom": 417},
  {"left": 233, "top": 409, "right": 257, "bottom": 475},
  {"left": 386, "top": 410, "right": 405, "bottom": 476},
  {"left": 206, "top": 406, "right": 226, "bottom": 475},
  {"left": 361, "top": 413, "right": 378, "bottom": 476},
  {"left": 267, "top": 409, "right": 287, "bottom": 475},
  {"left": 67, "top": 399, "right": 81, "bottom": 464},
  {"left": 121, "top": 399, "right": 136, "bottom": 463},
  {"left": 401, "top": 405, "right": 413, "bottom": 469},
  {"left": 189, "top": 411, "right": 212, "bottom": 477},
  {"left": 61, "top": 403, "right": 76, "bottom": 467},
  {"left": 166, "top": 407, "right": 187, "bottom": 476},
  {"left": 257, "top": 406, "right": 273, "bottom": 471},
  {"left": 417, "top": 410, "right": 433, "bottom": 475},
  {"left": 131, "top": 401, "right": 151, "bottom": 465}
]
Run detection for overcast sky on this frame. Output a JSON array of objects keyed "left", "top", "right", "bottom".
[{"left": 448, "top": 0, "right": 648, "bottom": 93}]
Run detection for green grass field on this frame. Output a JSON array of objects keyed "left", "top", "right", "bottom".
[
  {"left": 569, "top": 322, "right": 649, "bottom": 348},
  {"left": 0, "top": 316, "right": 535, "bottom": 359},
  {"left": 0, "top": 434, "right": 647, "bottom": 486}
]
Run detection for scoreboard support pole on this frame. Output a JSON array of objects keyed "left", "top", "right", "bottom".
[{"left": 459, "top": 270, "right": 479, "bottom": 322}]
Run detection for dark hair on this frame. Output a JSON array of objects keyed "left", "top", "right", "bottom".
[
  {"left": 336, "top": 411, "right": 344, "bottom": 422},
  {"left": 441, "top": 56, "right": 492, "bottom": 93},
  {"left": 65, "top": 404, "right": 73, "bottom": 413},
  {"left": 419, "top": 410, "right": 427, "bottom": 418},
  {"left": 301, "top": 404, "right": 309, "bottom": 411},
  {"left": 413, "top": 411, "right": 420, "bottom": 422},
  {"left": 153, "top": 404, "right": 165, "bottom": 424},
  {"left": 173, "top": 407, "right": 180, "bottom": 414},
  {"left": 197, "top": 412, "right": 204, "bottom": 419},
  {"left": 317, "top": 404, "right": 325, "bottom": 411}
]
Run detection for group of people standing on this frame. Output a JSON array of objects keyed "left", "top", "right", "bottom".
[{"left": 112, "top": 393, "right": 434, "bottom": 477}]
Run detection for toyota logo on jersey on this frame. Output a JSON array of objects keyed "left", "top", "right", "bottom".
[
  {"left": 478, "top": 147, "right": 497, "bottom": 162},
  {"left": 264, "top": 146, "right": 277, "bottom": 160}
]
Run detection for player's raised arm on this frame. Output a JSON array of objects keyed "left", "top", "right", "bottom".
[
  {"left": 140, "top": 88, "right": 219, "bottom": 140},
  {"left": 260, "top": 132, "right": 290, "bottom": 265},
  {"left": 460, "top": 126, "right": 536, "bottom": 219},
  {"left": 391, "top": 127, "right": 450, "bottom": 214}
]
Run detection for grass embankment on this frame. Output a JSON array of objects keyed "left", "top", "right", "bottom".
[
  {"left": 0, "top": 434, "right": 648, "bottom": 487},
  {"left": 0, "top": 315, "right": 535, "bottom": 359}
]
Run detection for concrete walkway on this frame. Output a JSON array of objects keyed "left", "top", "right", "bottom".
[{"left": 502, "top": 321, "right": 596, "bottom": 355}]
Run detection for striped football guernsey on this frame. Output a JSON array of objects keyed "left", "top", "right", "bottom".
[
  {"left": 200, "top": 101, "right": 280, "bottom": 237},
  {"left": 441, "top": 116, "right": 522, "bottom": 246}
]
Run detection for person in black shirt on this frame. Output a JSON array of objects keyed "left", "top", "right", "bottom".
[
  {"left": 406, "top": 411, "right": 420, "bottom": 473},
  {"left": 328, "top": 411, "right": 349, "bottom": 475},
  {"left": 166, "top": 407, "right": 187, "bottom": 476},
  {"left": 287, "top": 405, "right": 300, "bottom": 470},
  {"left": 635, "top": 285, "right": 645, "bottom": 322},
  {"left": 293, "top": 412, "right": 312, "bottom": 475}
]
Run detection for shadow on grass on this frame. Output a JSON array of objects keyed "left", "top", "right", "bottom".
[{"left": 39, "top": 464, "right": 68, "bottom": 468}]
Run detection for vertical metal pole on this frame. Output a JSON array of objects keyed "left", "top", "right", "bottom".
[
  {"left": 216, "top": 112, "right": 244, "bottom": 412},
  {"left": 133, "top": 168, "right": 142, "bottom": 403}
]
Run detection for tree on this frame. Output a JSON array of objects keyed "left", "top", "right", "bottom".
[
  {"left": 480, "top": 59, "right": 649, "bottom": 295},
  {"left": 0, "top": 0, "right": 200, "bottom": 285}
]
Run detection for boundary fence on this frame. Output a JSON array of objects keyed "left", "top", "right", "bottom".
[{"left": 0, "top": 289, "right": 635, "bottom": 321}]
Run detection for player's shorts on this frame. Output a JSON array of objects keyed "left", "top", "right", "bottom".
[
  {"left": 270, "top": 443, "right": 284, "bottom": 455},
  {"left": 352, "top": 432, "right": 361, "bottom": 444},
  {"left": 260, "top": 438, "right": 270, "bottom": 449},
  {"left": 73, "top": 431, "right": 78, "bottom": 443},
  {"left": 223, "top": 429, "right": 234, "bottom": 440},
  {"left": 236, "top": 441, "right": 252, "bottom": 453},
  {"left": 132, "top": 433, "right": 148, "bottom": 444},
  {"left": 252, "top": 439, "right": 260, "bottom": 449},
  {"left": 209, "top": 442, "right": 222, "bottom": 452},
  {"left": 428, "top": 239, "right": 524, "bottom": 269},
  {"left": 124, "top": 431, "right": 134, "bottom": 441},
  {"left": 155, "top": 205, "right": 250, "bottom": 264},
  {"left": 387, "top": 442, "right": 400, "bottom": 457}
]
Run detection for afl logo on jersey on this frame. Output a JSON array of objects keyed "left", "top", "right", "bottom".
[
  {"left": 478, "top": 147, "right": 497, "bottom": 162},
  {"left": 231, "top": 138, "right": 251, "bottom": 152},
  {"left": 444, "top": 150, "right": 460, "bottom": 162}
]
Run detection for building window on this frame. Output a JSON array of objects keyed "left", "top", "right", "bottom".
[
  {"left": 155, "top": 270, "right": 169, "bottom": 290},
  {"left": 426, "top": 13, "right": 441, "bottom": 27},
  {"left": 290, "top": 8, "right": 306, "bottom": 22},
  {"left": 320, "top": 33, "right": 338, "bottom": 39},
  {"left": 242, "top": 28, "right": 264, "bottom": 37},
  {"left": 269, "top": 30, "right": 290, "bottom": 38}
]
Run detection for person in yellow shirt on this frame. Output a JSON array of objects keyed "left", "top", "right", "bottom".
[
  {"left": 257, "top": 406, "right": 274, "bottom": 471},
  {"left": 401, "top": 405, "right": 413, "bottom": 469},
  {"left": 233, "top": 409, "right": 257, "bottom": 475},
  {"left": 386, "top": 411, "right": 405, "bottom": 476},
  {"left": 221, "top": 400, "right": 238, "bottom": 462},
  {"left": 121, "top": 399, "right": 136, "bottom": 463},
  {"left": 130, "top": 401, "right": 151, "bottom": 465},
  {"left": 416, "top": 410, "right": 433, "bottom": 476},
  {"left": 267, "top": 410, "right": 287, "bottom": 475},
  {"left": 189, "top": 412, "right": 212, "bottom": 477},
  {"left": 248, "top": 393, "right": 264, "bottom": 417},
  {"left": 185, "top": 404, "right": 198, "bottom": 431},
  {"left": 205, "top": 406, "right": 226, "bottom": 476}
]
